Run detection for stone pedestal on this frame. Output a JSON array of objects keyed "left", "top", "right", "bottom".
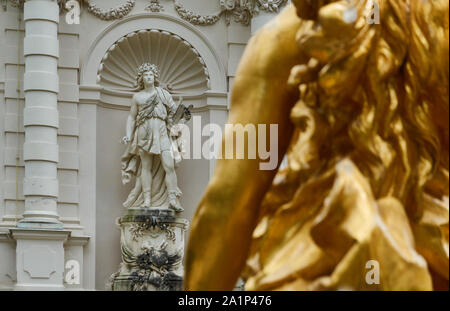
[
  {"left": 11, "top": 229, "right": 70, "bottom": 291},
  {"left": 110, "top": 209, "right": 188, "bottom": 291}
]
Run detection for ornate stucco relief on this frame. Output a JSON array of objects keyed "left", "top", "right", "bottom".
[
  {"left": 86, "top": 0, "right": 136, "bottom": 21},
  {"left": 145, "top": 0, "right": 164, "bottom": 12},
  {"left": 174, "top": 0, "right": 288, "bottom": 26},
  {"left": 9, "top": 0, "right": 287, "bottom": 25},
  {"left": 109, "top": 211, "right": 189, "bottom": 291}
]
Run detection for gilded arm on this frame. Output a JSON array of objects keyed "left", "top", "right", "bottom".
[{"left": 184, "top": 5, "right": 306, "bottom": 290}]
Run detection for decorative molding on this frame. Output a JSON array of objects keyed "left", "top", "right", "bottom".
[
  {"left": 23, "top": 246, "right": 56, "bottom": 279},
  {"left": 174, "top": 0, "right": 288, "bottom": 26},
  {"left": 64, "top": 235, "right": 91, "bottom": 246},
  {"left": 9, "top": 0, "right": 69, "bottom": 12},
  {"left": 85, "top": 0, "right": 135, "bottom": 21},
  {"left": 80, "top": 84, "right": 228, "bottom": 112},
  {"left": 10, "top": 229, "right": 71, "bottom": 241},
  {"left": 97, "top": 29, "right": 210, "bottom": 94},
  {"left": 9, "top": 0, "right": 286, "bottom": 24},
  {"left": 0, "top": 231, "right": 13, "bottom": 243},
  {"left": 145, "top": 0, "right": 163, "bottom": 13}
]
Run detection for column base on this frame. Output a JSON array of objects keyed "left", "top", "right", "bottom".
[
  {"left": 18, "top": 211, "right": 64, "bottom": 230},
  {"left": 17, "top": 221, "right": 63, "bottom": 230},
  {"left": 10, "top": 229, "right": 70, "bottom": 290}
]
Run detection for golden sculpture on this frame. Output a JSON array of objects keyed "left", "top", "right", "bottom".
[{"left": 185, "top": 0, "right": 449, "bottom": 291}]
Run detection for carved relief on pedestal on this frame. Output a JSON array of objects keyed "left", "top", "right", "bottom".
[{"left": 109, "top": 209, "right": 189, "bottom": 291}]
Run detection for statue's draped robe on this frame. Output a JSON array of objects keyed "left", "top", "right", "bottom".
[{"left": 121, "top": 87, "right": 182, "bottom": 208}]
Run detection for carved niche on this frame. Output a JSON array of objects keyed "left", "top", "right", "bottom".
[{"left": 97, "top": 29, "right": 211, "bottom": 94}]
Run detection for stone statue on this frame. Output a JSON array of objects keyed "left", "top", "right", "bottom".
[
  {"left": 121, "top": 63, "right": 191, "bottom": 213},
  {"left": 111, "top": 63, "right": 191, "bottom": 291},
  {"left": 185, "top": 1, "right": 449, "bottom": 291}
]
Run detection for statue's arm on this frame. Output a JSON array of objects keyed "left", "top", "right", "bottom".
[
  {"left": 162, "top": 89, "right": 177, "bottom": 126},
  {"left": 125, "top": 95, "right": 138, "bottom": 142},
  {"left": 184, "top": 4, "right": 306, "bottom": 290}
]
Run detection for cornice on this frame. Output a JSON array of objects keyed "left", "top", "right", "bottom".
[{"left": 8, "top": 1, "right": 287, "bottom": 26}]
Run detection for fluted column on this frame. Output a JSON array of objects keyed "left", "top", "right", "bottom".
[{"left": 18, "top": 0, "right": 61, "bottom": 229}]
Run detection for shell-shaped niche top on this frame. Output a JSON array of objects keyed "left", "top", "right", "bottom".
[{"left": 97, "top": 29, "right": 210, "bottom": 94}]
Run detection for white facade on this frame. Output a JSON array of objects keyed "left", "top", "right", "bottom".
[{"left": 0, "top": 0, "right": 284, "bottom": 290}]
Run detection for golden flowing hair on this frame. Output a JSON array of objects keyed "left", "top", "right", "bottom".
[
  {"left": 288, "top": 0, "right": 448, "bottom": 210},
  {"left": 243, "top": 0, "right": 449, "bottom": 290},
  {"left": 184, "top": 0, "right": 449, "bottom": 291}
]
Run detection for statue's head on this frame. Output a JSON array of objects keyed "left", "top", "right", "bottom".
[
  {"left": 289, "top": 0, "right": 449, "bottom": 216},
  {"left": 136, "top": 63, "right": 160, "bottom": 89}
]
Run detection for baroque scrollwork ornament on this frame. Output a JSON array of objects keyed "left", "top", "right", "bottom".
[
  {"left": 220, "top": 0, "right": 253, "bottom": 25},
  {"left": 129, "top": 216, "right": 176, "bottom": 242},
  {"left": 110, "top": 210, "right": 188, "bottom": 291}
]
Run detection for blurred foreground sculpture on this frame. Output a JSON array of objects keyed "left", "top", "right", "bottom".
[{"left": 185, "top": 0, "right": 449, "bottom": 290}]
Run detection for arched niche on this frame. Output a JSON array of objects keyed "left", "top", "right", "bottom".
[
  {"left": 81, "top": 12, "right": 227, "bottom": 94},
  {"left": 98, "top": 29, "right": 210, "bottom": 95},
  {"left": 78, "top": 11, "right": 229, "bottom": 290}
]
